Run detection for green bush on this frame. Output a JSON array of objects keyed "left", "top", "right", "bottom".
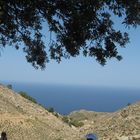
[
  {"left": 7, "top": 84, "right": 13, "bottom": 89},
  {"left": 62, "top": 116, "right": 84, "bottom": 127},
  {"left": 54, "top": 112, "right": 59, "bottom": 118},
  {"left": 47, "top": 107, "right": 54, "bottom": 113},
  {"left": 62, "top": 116, "right": 70, "bottom": 124},
  {"left": 19, "top": 91, "right": 37, "bottom": 104},
  {"left": 70, "top": 119, "right": 84, "bottom": 127},
  {"left": 127, "top": 103, "right": 131, "bottom": 106}
]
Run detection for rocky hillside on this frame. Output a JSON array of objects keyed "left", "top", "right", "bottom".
[
  {"left": 0, "top": 85, "right": 81, "bottom": 140},
  {"left": 69, "top": 103, "right": 140, "bottom": 140},
  {"left": 1, "top": 84, "right": 140, "bottom": 140}
]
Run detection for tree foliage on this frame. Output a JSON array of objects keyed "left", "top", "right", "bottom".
[{"left": 0, "top": 0, "right": 140, "bottom": 69}]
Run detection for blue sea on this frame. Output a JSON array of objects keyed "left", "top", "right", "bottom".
[{"left": 3, "top": 82, "right": 140, "bottom": 115}]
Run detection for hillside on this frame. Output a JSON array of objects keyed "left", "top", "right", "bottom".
[
  {"left": 69, "top": 103, "right": 140, "bottom": 140},
  {"left": 0, "top": 85, "right": 81, "bottom": 140},
  {"left": 1, "top": 84, "right": 140, "bottom": 140}
]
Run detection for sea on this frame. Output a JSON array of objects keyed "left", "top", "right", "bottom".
[{"left": 2, "top": 82, "right": 140, "bottom": 115}]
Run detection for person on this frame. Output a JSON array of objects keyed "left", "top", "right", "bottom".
[
  {"left": 85, "top": 133, "right": 98, "bottom": 140},
  {"left": 0, "top": 132, "right": 7, "bottom": 140}
]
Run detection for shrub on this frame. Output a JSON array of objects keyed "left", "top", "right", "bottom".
[
  {"left": 54, "top": 112, "right": 59, "bottom": 118},
  {"left": 7, "top": 84, "right": 12, "bottom": 89},
  {"left": 62, "top": 116, "right": 69, "bottom": 123},
  {"left": 127, "top": 103, "right": 131, "bottom": 106},
  {"left": 47, "top": 107, "right": 54, "bottom": 113},
  {"left": 70, "top": 119, "right": 84, "bottom": 127},
  {"left": 62, "top": 116, "right": 84, "bottom": 127},
  {"left": 19, "top": 91, "right": 37, "bottom": 104}
]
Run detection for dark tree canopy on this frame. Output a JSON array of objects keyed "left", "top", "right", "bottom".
[{"left": 0, "top": 0, "right": 140, "bottom": 69}]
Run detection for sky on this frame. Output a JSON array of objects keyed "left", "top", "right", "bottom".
[{"left": 0, "top": 20, "right": 140, "bottom": 89}]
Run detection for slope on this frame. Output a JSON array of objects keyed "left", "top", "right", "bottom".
[{"left": 0, "top": 85, "right": 81, "bottom": 140}]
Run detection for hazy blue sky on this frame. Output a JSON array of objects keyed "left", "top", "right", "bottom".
[{"left": 0, "top": 21, "right": 140, "bottom": 89}]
